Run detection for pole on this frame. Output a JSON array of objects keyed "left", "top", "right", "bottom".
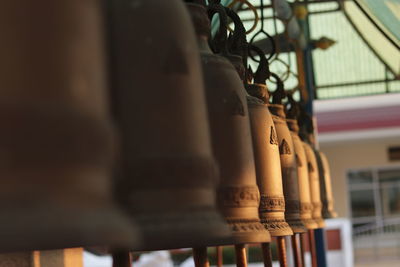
[
  {"left": 216, "top": 246, "right": 223, "bottom": 267},
  {"left": 193, "top": 247, "right": 210, "bottom": 267},
  {"left": 261, "top": 242, "right": 273, "bottom": 267},
  {"left": 308, "top": 230, "right": 318, "bottom": 267},
  {"left": 315, "top": 228, "right": 328, "bottom": 267},
  {"left": 277, "top": 237, "right": 288, "bottom": 267},
  {"left": 299, "top": 233, "right": 306, "bottom": 267},
  {"left": 235, "top": 244, "right": 248, "bottom": 267},
  {"left": 112, "top": 251, "right": 132, "bottom": 267},
  {"left": 291, "top": 234, "right": 303, "bottom": 267}
]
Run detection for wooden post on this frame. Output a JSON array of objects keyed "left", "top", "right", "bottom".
[
  {"left": 193, "top": 247, "right": 210, "bottom": 267},
  {"left": 277, "top": 236, "right": 288, "bottom": 267},
  {"left": 0, "top": 252, "right": 40, "bottom": 267},
  {"left": 291, "top": 234, "right": 303, "bottom": 267},
  {"left": 308, "top": 230, "right": 318, "bottom": 267},
  {"left": 235, "top": 244, "right": 248, "bottom": 267},
  {"left": 299, "top": 233, "right": 306, "bottom": 267},
  {"left": 216, "top": 246, "right": 223, "bottom": 267},
  {"left": 261, "top": 243, "right": 273, "bottom": 267},
  {"left": 112, "top": 251, "right": 132, "bottom": 267}
]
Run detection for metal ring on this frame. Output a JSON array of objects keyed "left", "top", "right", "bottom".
[{"left": 227, "top": 0, "right": 259, "bottom": 34}]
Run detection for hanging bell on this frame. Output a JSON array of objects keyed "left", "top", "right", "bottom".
[
  {"left": 285, "top": 97, "right": 318, "bottom": 230},
  {"left": 196, "top": 3, "right": 270, "bottom": 244},
  {"left": 314, "top": 149, "right": 338, "bottom": 219},
  {"left": 319, "top": 152, "right": 338, "bottom": 218},
  {"left": 0, "top": 0, "right": 139, "bottom": 251},
  {"left": 268, "top": 75, "right": 307, "bottom": 234},
  {"left": 246, "top": 45, "right": 292, "bottom": 237},
  {"left": 298, "top": 112, "right": 326, "bottom": 228},
  {"left": 109, "top": 0, "right": 231, "bottom": 251},
  {"left": 303, "top": 144, "right": 325, "bottom": 228}
]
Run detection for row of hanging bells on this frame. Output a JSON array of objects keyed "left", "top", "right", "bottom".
[{"left": 0, "top": 0, "right": 337, "bottom": 254}]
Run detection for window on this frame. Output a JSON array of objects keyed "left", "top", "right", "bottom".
[{"left": 348, "top": 167, "right": 400, "bottom": 232}]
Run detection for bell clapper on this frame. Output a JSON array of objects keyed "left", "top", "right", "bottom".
[
  {"left": 235, "top": 244, "right": 248, "bottom": 267},
  {"left": 193, "top": 247, "right": 210, "bottom": 267},
  {"left": 216, "top": 246, "right": 223, "bottom": 267},
  {"left": 112, "top": 251, "right": 132, "bottom": 267},
  {"left": 261, "top": 242, "right": 273, "bottom": 267},
  {"left": 291, "top": 234, "right": 303, "bottom": 267},
  {"left": 277, "top": 237, "right": 288, "bottom": 267}
]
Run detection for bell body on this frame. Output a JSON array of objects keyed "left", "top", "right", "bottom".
[
  {"left": 110, "top": 0, "right": 231, "bottom": 251},
  {"left": 315, "top": 151, "right": 338, "bottom": 219},
  {"left": 269, "top": 105, "right": 306, "bottom": 233},
  {"left": 188, "top": 4, "right": 270, "bottom": 244},
  {"left": 0, "top": 0, "right": 139, "bottom": 251},
  {"left": 320, "top": 152, "right": 338, "bottom": 218},
  {"left": 287, "top": 120, "right": 318, "bottom": 230},
  {"left": 303, "top": 143, "right": 325, "bottom": 228},
  {"left": 247, "top": 85, "right": 292, "bottom": 237}
]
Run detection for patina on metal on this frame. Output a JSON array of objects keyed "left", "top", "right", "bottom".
[
  {"left": 0, "top": 0, "right": 139, "bottom": 252},
  {"left": 109, "top": 0, "right": 231, "bottom": 251},
  {"left": 246, "top": 45, "right": 292, "bottom": 237},
  {"left": 286, "top": 97, "right": 318, "bottom": 230},
  {"left": 268, "top": 76, "right": 307, "bottom": 234},
  {"left": 195, "top": 2, "right": 270, "bottom": 244}
]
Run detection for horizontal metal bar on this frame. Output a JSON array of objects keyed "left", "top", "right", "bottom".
[{"left": 317, "top": 79, "right": 398, "bottom": 89}]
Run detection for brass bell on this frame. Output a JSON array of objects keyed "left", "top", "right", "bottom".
[
  {"left": 246, "top": 46, "right": 292, "bottom": 237},
  {"left": 315, "top": 150, "right": 338, "bottom": 219},
  {"left": 298, "top": 111, "right": 326, "bottom": 227},
  {"left": 200, "top": 3, "right": 270, "bottom": 244},
  {"left": 302, "top": 142, "right": 325, "bottom": 228},
  {"left": 0, "top": 0, "right": 139, "bottom": 251},
  {"left": 109, "top": 0, "right": 231, "bottom": 251},
  {"left": 268, "top": 76, "right": 307, "bottom": 234},
  {"left": 319, "top": 152, "right": 338, "bottom": 218},
  {"left": 285, "top": 97, "right": 318, "bottom": 230}
]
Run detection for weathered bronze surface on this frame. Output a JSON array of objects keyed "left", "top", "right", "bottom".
[
  {"left": 287, "top": 119, "right": 318, "bottom": 230},
  {"left": 245, "top": 46, "right": 292, "bottom": 237},
  {"left": 190, "top": 3, "right": 269, "bottom": 244},
  {"left": 109, "top": 0, "right": 231, "bottom": 250},
  {"left": 0, "top": 0, "right": 139, "bottom": 252},
  {"left": 315, "top": 151, "right": 338, "bottom": 219},
  {"left": 302, "top": 143, "right": 325, "bottom": 228},
  {"left": 269, "top": 105, "right": 306, "bottom": 233}
]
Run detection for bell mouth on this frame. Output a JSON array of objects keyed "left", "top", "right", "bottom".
[
  {"left": 302, "top": 218, "right": 319, "bottom": 230},
  {"left": 261, "top": 218, "right": 293, "bottom": 237},
  {"left": 128, "top": 208, "right": 233, "bottom": 251},
  {"left": 0, "top": 204, "right": 140, "bottom": 252},
  {"left": 286, "top": 218, "right": 308, "bottom": 234},
  {"left": 227, "top": 219, "right": 271, "bottom": 244}
]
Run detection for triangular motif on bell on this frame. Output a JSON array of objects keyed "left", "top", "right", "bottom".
[
  {"left": 279, "top": 139, "right": 291, "bottom": 155},
  {"left": 269, "top": 126, "right": 279, "bottom": 145},
  {"left": 226, "top": 90, "right": 245, "bottom": 116},
  {"left": 308, "top": 161, "right": 314, "bottom": 173},
  {"left": 295, "top": 153, "right": 302, "bottom": 167}
]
